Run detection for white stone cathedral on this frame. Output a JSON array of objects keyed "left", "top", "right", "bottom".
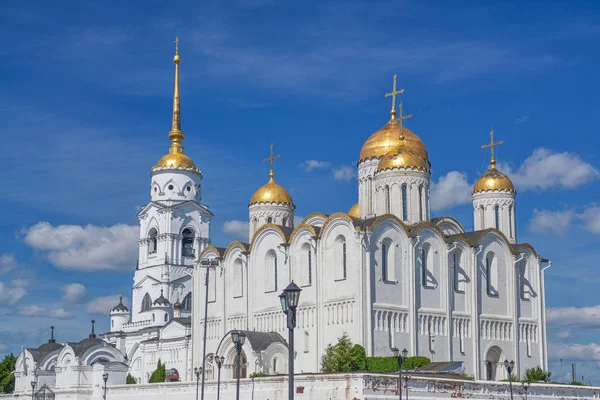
[{"left": 13, "top": 41, "right": 549, "bottom": 392}]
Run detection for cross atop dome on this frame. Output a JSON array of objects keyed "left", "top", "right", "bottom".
[
  {"left": 385, "top": 74, "right": 405, "bottom": 121},
  {"left": 263, "top": 144, "right": 281, "bottom": 178},
  {"left": 481, "top": 128, "right": 504, "bottom": 169}
]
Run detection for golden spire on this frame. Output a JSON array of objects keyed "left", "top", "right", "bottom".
[
  {"left": 481, "top": 128, "right": 504, "bottom": 169},
  {"left": 397, "top": 101, "right": 412, "bottom": 141},
  {"left": 168, "top": 37, "right": 184, "bottom": 155},
  {"left": 263, "top": 144, "right": 281, "bottom": 178},
  {"left": 384, "top": 74, "right": 405, "bottom": 121}
]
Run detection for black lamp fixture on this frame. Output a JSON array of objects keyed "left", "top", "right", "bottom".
[
  {"left": 280, "top": 282, "right": 302, "bottom": 400},
  {"left": 232, "top": 330, "right": 246, "bottom": 400},
  {"left": 194, "top": 367, "right": 202, "bottom": 400},
  {"left": 390, "top": 347, "right": 409, "bottom": 400},
  {"left": 102, "top": 372, "right": 109, "bottom": 400},
  {"left": 216, "top": 355, "right": 225, "bottom": 400},
  {"left": 504, "top": 360, "right": 516, "bottom": 400}
]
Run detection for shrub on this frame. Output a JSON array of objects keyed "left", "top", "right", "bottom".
[
  {"left": 349, "top": 345, "right": 367, "bottom": 371},
  {"left": 365, "top": 356, "right": 431, "bottom": 373},
  {"left": 149, "top": 360, "right": 166, "bottom": 383},
  {"left": 320, "top": 333, "right": 354, "bottom": 372},
  {"left": 249, "top": 372, "right": 268, "bottom": 378},
  {"left": 402, "top": 356, "right": 431, "bottom": 370},
  {"left": 523, "top": 366, "right": 551, "bottom": 383},
  {"left": 126, "top": 373, "right": 137, "bottom": 384}
]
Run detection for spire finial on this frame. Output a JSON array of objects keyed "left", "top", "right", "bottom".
[
  {"left": 384, "top": 74, "right": 405, "bottom": 121},
  {"left": 263, "top": 144, "right": 281, "bottom": 179},
  {"left": 49, "top": 326, "right": 55, "bottom": 344},
  {"left": 119, "top": 294, "right": 123, "bottom": 304},
  {"left": 89, "top": 320, "right": 96, "bottom": 339},
  {"left": 168, "top": 37, "right": 184, "bottom": 155},
  {"left": 481, "top": 128, "right": 504, "bottom": 169},
  {"left": 397, "top": 101, "right": 413, "bottom": 141}
]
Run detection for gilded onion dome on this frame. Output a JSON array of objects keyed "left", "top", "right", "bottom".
[
  {"left": 152, "top": 38, "right": 201, "bottom": 174},
  {"left": 348, "top": 203, "right": 359, "bottom": 218},
  {"left": 250, "top": 172, "right": 294, "bottom": 206},
  {"left": 473, "top": 129, "right": 515, "bottom": 194},
  {"left": 377, "top": 142, "right": 431, "bottom": 172},
  {"left": 360, "top": 121, "right": 428, "bottom": 164}
]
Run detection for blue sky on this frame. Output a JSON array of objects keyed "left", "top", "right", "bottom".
[{"left": 1, "top": 0, "right": 600, "bottom": 383}]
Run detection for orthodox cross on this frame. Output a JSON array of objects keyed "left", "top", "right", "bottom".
[
  {"left": 398, "top": 101, "right": 413, "bottom": 140},
  {"left": 481, "top": 128, "right": 504, "bottom": 168},
  {"left": 175, "top": 37, "right": 179, "bottom": 54},
  {"left": 385, "top": 74, "right": 405, "bottom": 120},
  {"left": 263, "top": 144, "right": 280, "bottom": 177}
]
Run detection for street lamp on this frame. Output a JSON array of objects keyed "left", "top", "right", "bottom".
[
  {"left": 194, "top": 367, "right": 202, "bottom": 400},
  {"left": 232, "top": 330, "right": 246, "bottom": 400},
  {"left": 391, "top": 347, "right": 408, "bottom": 400},
  {"left": 30, "top": 381, "right": 36, "bottom": 400},
  {"left": 102, "top": 373, "right": 109, "bottom": 400},
  {"left": 198, "top": 258, "right": 219, "bottom": 400},
  {"left": 522, "top": 381, "right": 530, "bottom": 400},
  {"left": 280, "top": 282, "right": 302, "bottom": 400},
  {"left": 504, "top": 360, "right": 515, "bottom": 400},
  {"left": 216, "top": 355, "right": 225, "bottom": 400}
]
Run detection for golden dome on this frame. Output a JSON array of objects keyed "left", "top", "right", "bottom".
[
  {"left": 473, "top": 166, "right": 515, "bottom": 194},
  {"left": 153, "top": 152, "right": 199, "bottom": 172},
  {"left": 359, "top": 121, "right": 428, "bottom": 164},
  {"left": 348, "top": 203, "right": 359, "bottom": 218},
  {"left": 250, "top": 174, "right": 294, "bottom": 206},
  {"left": 377, "top": 142, "right": 431, "bottom": 172}
]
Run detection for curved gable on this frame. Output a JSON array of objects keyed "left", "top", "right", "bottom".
[
  {"left": 199, "top": 245, "right": 226, "bottom": 260},
  {"left": 433, "top": 216, "right": 465, "bottom": 235},
  {"left": 301, "top": 213, "right": 328, "bottom": 227},
  {"left": 289, "top": 223, "right": 318, "bottom": 243},
  {"left": 249, "top": 223, "right": 288, "bottom": 251},
  {"left": 319, "top": 213, "right": 357, "bottom": 239},
  {"left": 223, "top": 241, "right": 250, "bottom": 261}
]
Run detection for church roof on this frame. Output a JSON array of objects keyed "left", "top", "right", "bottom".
[
  {"left": 111, "top": 295, "right": 129, "bottom": 312},
  {"left": 67, "top": 338, "right": 112, "bottom": 357},
  {"left": 26, "top": 342, "right": 64, "bottom": 362},
  {"left": 240, "top": 331, "right": 287, "bottom": 352},
  {"left": 153, "top": 289, "right": 170, "bottom": 306}
]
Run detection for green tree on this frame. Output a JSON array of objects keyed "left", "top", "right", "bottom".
[
  {"left": 402, "top": 356, "right": 431, "bottom": 370},
  {"left": 126, "top": 373, "right": 137, "bottom": 384},
  {"left": 0, "top": 353, "right": 17, "bottom": 393},
  {"left": 148, "top": 360, "right": 166, "bottom": 383},
  {"left": 320, "top": 333, "right": 354, "bottom": 372},
  {"left": 523, "top": 366, "right": 551, "bottom": 383},
  {"left": 349, "top": 344, "right": 367, "bottom": 371}
]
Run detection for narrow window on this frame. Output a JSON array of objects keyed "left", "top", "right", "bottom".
[
  {"left": 454, "top": 251, "right": 466, "bottom": 292},
  {"left": 182, "top": 292, "right": 192, "bottom": 311},
  {"left": 526, "top": 328, "right": 531, "bottom": 357},
  {"left": 304, "top": 331, "right": 310, "bottom": 353},
  {"left": 267, "top": 217, "right": 273, "bottom": 223},
  {"left": 152, "top": 314, "right": 155, "bottom": 322},
  {"left": 273, "top": 357, "right": 278, "bottom": 373},
  {"left": 334, "top": 236, "right": 347, "bottom": 280},
  {"left": 421, "top": 247, "right": 428, "bottom": 286},
  {"left": 382, "top": 243, "right": 388, "bottom": 280},
  {"left": 401, "top": 185, "right": 408, "bottom": 221},
  {"left": 367, "top": 177, "right": 373, "bottom": 216},
  {"left": 343, "top": 242, "right": 347, "bottom": 279},
  {"left": 164, "top": 313, "right": 168, "bottom": 322},
  {"left": 148, "top": 228, "right": 158, "bottom": 254},
  {"left": 480, "top": 206, "right": 485, "bottom": 229},
  {"left": 274, "top": 254, "right": 278, "bottom": 291},
  {"left": 494, "top": 206, "right": 500, "bottom": 229},
  {"left": 307, "top": 248, "right": 312, "bottom": 286},
  {"left": 384, "top": 185, "right": 390, "bottom": 214},
  {"left": 182, "top": 228, "right": 195, "bottom": 257},
  {"left": 459, "top": 322, "right": 465, "bottom": 354},
  {"left": 282, "top": 217, "right": 287, "bottom": 226},
  {"left": 509, "top": 206, "right": 513, "bottom": 238},
  {"left": 486, "top": 253, "right": 498, "bottom": 296},
  {"left": 141, "top": 293, "right": 152, "bottom": 312},
  {"left": 233, "top": 259, "right": 243, "bottom": 298},
  {"left": 265, "top": 250, "right": 278, "bottom": 292},
  {"left": 418, "top": 185, "right": 424, "bottom": 221},
  {"left": 112, "top": 320, "right": 114, "bottom": 328}
]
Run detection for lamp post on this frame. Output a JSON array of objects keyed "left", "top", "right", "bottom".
[
  {"left": 504, "top": 360, "right": 515, "bottom": 400},
  {"left": 199, "top": 258, "right": 219, "bottom": 400},
  {"left": 216, "top": 355, "right": 225, "bottom": 400},
  {"left": 522, "top": 381, "right": 530, "bottom": 400},
  {"left": 30, "top": 381, "right": 36, "bottom": 400},
  {"left": 102, "top": 373, "right": 109, "bottom": 400},
  {"left": 404, "top": 374, "right": 409, "bottom": 400},
  {"left": 232, "top": 330, "right": 246, "bottom": 400},
  {"left": 194, "top": 367, "right": 202, "bottom": 400},
  {"left": 390, "top": 347, "right": 408, "bottom": 400},
  {"left": 279, "top": 282, "right": 302, "bottom": 400}
]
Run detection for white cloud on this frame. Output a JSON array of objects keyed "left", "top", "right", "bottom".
[
  {"left": 11, "top": 279, "right": 31, "bottom": 288},
  {"left": 61, "top": 283, "right": 87, "bottom": 303},
  {"left": 298, "top": 160, "right": 331, "bottom": 172},
  {"left": 556, "top": 331, "right": 571, "bottom": 339},
  {"left": 549, "top": 342, "right": 600, "bottom": 361},
  {"left": 0, "top": 282, "right": 26, "bottom": 306},
  {"left": 222, "top": 220, "right": 249, "bottom": 241},
  {"left": 0, "top": 254, "right": 17, "bottom": 275},
  {"left": 21, "top": 222, "right": 138, "bottom": 272},
  {"left": 87, "top": 295, "right": 129, "bottom": 315},
  {"left": 515, "top": 114, "right": 529, "bottom": 124},
  {"left": 547, "top": 304, "right": 600, "bottom": 329},
  {"left": 294, "top": 215, "right": 305, "bottom": 226},
  {"left": 333, "top": 166, "right": 355, "bottom": 182},
  {"left": 430, "top": 171, "right": 473, "bottom": 212},
  {"left": 18, "top": 305, "right": 73, "bottom": 319},
  {"left": 502, "top": 148, "right": 599, "bottom": 191},
  {"left": 529, "top": 209, "right": 575, "bottom": 236},
  {"left": 578, "top": 206, "right": 600, "bottom": 234}
]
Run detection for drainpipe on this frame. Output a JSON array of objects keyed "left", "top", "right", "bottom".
[
  {"left": 447, "top": 244, "right": 458, "bottom": 361},
  {"left": 472, "top": 245, "right": 483, "bottom": 380},
  {"left": 513, "top": 253, "right": 524, "bottom": 376},
  {"left": 410, "top": 236, "right": 421, "bottom": 356},
  {"left": 540, "top": 259, "right": 551, "bottom": 370}
]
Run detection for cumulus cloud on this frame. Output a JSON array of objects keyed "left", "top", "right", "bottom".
[
  {"left": 0, "top": 254, "right": 17, "bottom": 275},
  {"left": 430, "top": 171, "right": 473, "bottom": 212},
  {"left": 578, "top": 206, "right": 600, "bottom": 234},
  {"left": 0, "top": 282, "right": 26, "bottom": 306},
  {"left": 21, "top": 222, "right": 138, "bottom": 271},
  {"left": 11, "top": 279, "right": 31, "bottom": 288},
  {"left": 549, "top": 342, "right": 600, "bottom": 361},
  {"left": 222, "top": 220, "right": 249, "bottom": 240},
  {"left": 556, "top": 331, "right": 571, "bottom": 339},
  {"left": 547, "top": 304, "right": 600, "bottom": 329},
  {"left": 87, "top": 295, "right": 128, "bottom": 315},
  {"left": 515, "top": 114, "right": 529, "bottom": 124},
  {"left": 502, "top": 148, "right": 599, "bottom": 191},
  {"left": 18, "top": 305, "right": 73, "bottom": 319},
  {"left": 61, "top": 283, "right": 87, "bottom": 303},
  {"left": 333, "top": 166, "right": 355, "bottom": 182},
  {"left": 298, "top": 160, "right": 331, "bottom": 171},
  {"left": 529, "top": 209, "right": 575, "bottom": 236}
]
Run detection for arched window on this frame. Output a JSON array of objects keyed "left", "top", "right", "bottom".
[
  {"left": 480, "top": 206, "right": 485, "bottom": 229},
  {"left": 164, "top": 313, "right": 168, "bottom": 322},
  {"left": 233, "top": 258, "right": 244, "bottom": 298},
  {"left": 382, "top": 239, "right": 395, "bottom": 282},
  {"left": 382, "top": 242, "right": 387, "bottom": 279},
  {"left": 384, "top": 185, "right": 391, "bottom": 214},
  {"left": 182, "top": 228, "right": 195, "bottom": 257},
  {"left": 304, "top": 331, "right": 310, "bottom": 353},
  {"left": 181, "top": 292, "right": 192, "bottom": 311},
  {"left": 267, "top": 217, "right": 273, "bottom": 223},
  {"left": 141, "top": 293, "right": 152, "bottom": 312},
  {"left": 282, "top": 217, "right": 287, "bottom": 226},
  {"left": 419, "top": 185, "right": 424, "bottom": 221},
  {"left": 272, "top": 357, "right": 278, "bottom": 373},
  {"left": 401, "top": 185, "right": 408, "bottom": 221},
  {"left": 148, "top": 228, "right": 158, "bottom": 254},
  {"left": 111, "top": 320, "right": 114, "bottom": 328},
  {"left": 300, "top": 243, "right": 312, "bottom": 286},
  {"left": 233, "top": 352, "right": 247, "bottom": 378},
  {"left": 453, "top": 250, "right": 467, "bottom": 292},
  {"left": 152, "top": 314, "right": 155, "bottom": 322},
  {"left": 421, "top": 244, "right": 434, "bottom": 288},
  {"left": 486, "top": 253, "right": 498, "bottom": 296},
  {"left": 265, "top": 250, "right": 278, "bottom": 292},
  {"left": 334, "top": 236, "right": 347, "bottom": 280},
  {"left": 367, "top": 177, "right": 373, "bottom": 216},
  {"left": 494, "top": 206, "right": 500, "bottom": 229},
  {"left": 509, "top": 206, "right": 514, "bottom": 238}
]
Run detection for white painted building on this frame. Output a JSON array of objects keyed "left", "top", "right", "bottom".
[{"left": 12, "top": 41, "right": 549, "bottom": 395}]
